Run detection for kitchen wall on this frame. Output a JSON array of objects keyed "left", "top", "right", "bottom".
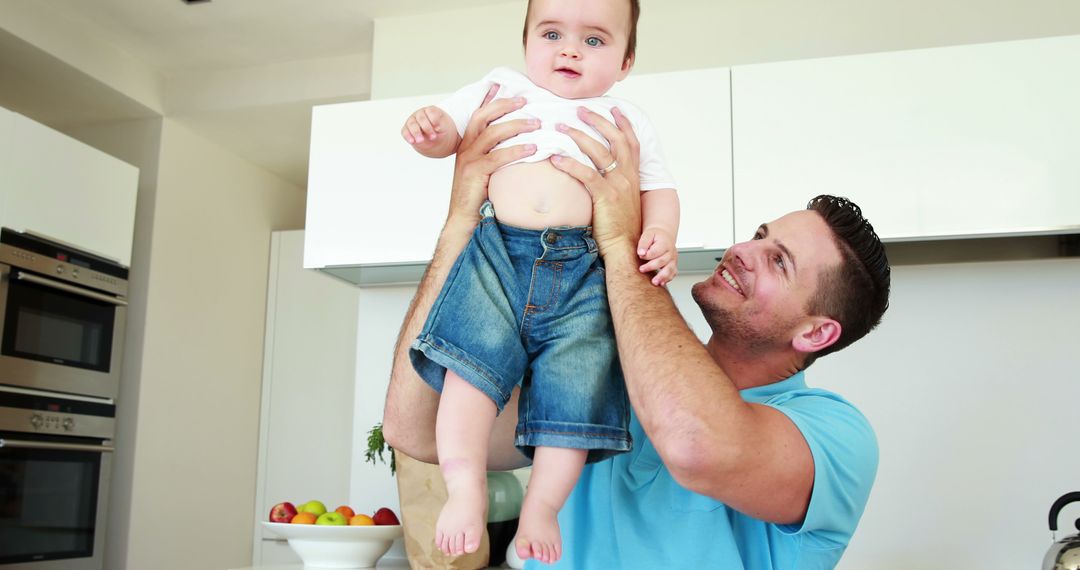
[
  {"left": 64, "top": 117, "right": 306, "bottom": 569},
  {"left": 371, "top": 0, "right": 1080, "bottom": 98},
  {"left": 350, "top": 2, "right": 1080, "bottom": 568}
]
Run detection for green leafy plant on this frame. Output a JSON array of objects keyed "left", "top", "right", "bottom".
[{"left": 364, "top": 422, "right": 395, "bottom": 475}]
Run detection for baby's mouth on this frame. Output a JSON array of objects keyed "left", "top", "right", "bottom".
[{"left": 555, "top": 67, "right": 581, "bottom": 78}]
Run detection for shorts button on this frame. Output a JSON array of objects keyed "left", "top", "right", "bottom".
[{"left": 545, "top": 233, "right": 558, "bottom": 244}]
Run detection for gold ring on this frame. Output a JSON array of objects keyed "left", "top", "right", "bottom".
[{"left": 598, "top": 160, "right": 618, "bottom": 175}]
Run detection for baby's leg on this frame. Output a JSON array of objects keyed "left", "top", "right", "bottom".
[
  {"left": 515, "top": 446, "right": 587, "bottom": 564},
  {"left": 435, "top": 370, "right": 497, "bottom": 556}
]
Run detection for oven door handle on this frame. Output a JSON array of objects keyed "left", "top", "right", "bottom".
[
  {"left": 15, "top": 271, "right": 128, "bottom": 306},
  {"left": 0, "top": 438, "right": 115, "bottom": 453}
]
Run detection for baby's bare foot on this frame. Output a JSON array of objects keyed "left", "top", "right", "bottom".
[
  {"left": 435, "top": 485, "right": 486, "bottom": 556},
  {"left": 515, "top": 501, "right": 562, "bottom": 564}
]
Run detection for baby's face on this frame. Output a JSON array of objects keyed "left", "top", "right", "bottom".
[{"left": 523, "top": 0, "right": 633, "bottom": 100}]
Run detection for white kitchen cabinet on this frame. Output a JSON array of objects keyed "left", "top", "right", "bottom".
[
  {"left": 304, "top": 68, "right": 734, "bottom": 284},
  {"left": 305, "top": 94, "right": 454, "bottom": 272},
  {"left": 609, "top": 67, "right": 733, "bottom": 250},
  {"left": 731, "top": 35, "right": 1080, "bottom": 241},
  {"left": 252, "top": 230, "right": 361, "bottom": 564},
  {"left": 0, "top": 110, "right": 138, "bottom": 266}
]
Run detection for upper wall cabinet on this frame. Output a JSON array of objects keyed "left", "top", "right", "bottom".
[
  {"left": 731, "top": 35, "right": 1080, "bottom": 241},
  {"left": 0, "top": 110, "right": 139, "bottom": 266},
  {"left": 305, "top": 93, "right": 454, "bottom": 271},
  {"left": 304, "top": 68, "right": 734, "bottom": 279}
]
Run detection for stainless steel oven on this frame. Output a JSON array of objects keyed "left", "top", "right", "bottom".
[
  {"left": 0, "top": 229, "right": 128, "bottom": 400},
  {"left": 0, "top": 385, "right": 114, "bottom": 569}
]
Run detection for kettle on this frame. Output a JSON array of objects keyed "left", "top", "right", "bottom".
[{"left": 1044, "top": 492, "right": 1080, "bottom": 570}]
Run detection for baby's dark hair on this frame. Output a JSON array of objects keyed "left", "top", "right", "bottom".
[
  {"left": 522, "top": 0, "right": 641, "bottom": 63},
  {"left": 803, "top": 195, "right": 891, "bottom": 368}
]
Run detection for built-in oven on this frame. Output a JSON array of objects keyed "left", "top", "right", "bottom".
[
  {"left": 0, "top": 228, "right": 128, "bottom": 400},
  {"left": 0, "top": 385, "right": 114, "bottom": 569}
]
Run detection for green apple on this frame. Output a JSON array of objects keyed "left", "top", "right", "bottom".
[
  {"left": 298, "top": 500, "right": 327, "bottom": 516},
  {"left": 315, "top": 511, "right": 348, "bottom": 526}
]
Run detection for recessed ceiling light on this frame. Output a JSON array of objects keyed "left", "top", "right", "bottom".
[{"left": 182, "top": 0, "right": 212, "bottom": 4}]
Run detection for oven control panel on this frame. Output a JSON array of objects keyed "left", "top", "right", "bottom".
[
  {"left": 0, "top": 406, "right": 114, "bottom": 439},
  {"left": 29, "top": 412, "right": 77, "bottom": 432},
  {"left": 0, "top": 388, "right": 116, "bottom": 439}
]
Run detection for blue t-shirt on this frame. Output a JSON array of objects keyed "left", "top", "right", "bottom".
[{"left": 527, "top": 372, "right": 878, "bottom": 569}]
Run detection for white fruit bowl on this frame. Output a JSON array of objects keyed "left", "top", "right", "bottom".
[{"left": 261, "top": 521, "right": 403, "bottom": 569}]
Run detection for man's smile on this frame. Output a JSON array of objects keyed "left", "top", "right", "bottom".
[{"left": 720, "top": 267, "right": 745, "bottom": 296}]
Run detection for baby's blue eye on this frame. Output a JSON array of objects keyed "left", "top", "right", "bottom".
[
  {"left": 544, "top": 31, "right": 560, "bottom": 41},
  {"left": 585, "top": 37, "right": 604, "bottom": 47}
]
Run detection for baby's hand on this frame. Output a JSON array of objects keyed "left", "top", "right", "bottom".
[
  {"left": 401, "top": 106, "right": 451, "bottom": 150},
  {"left": 638, "top": 228, "right": 678, "bottom": 286}
]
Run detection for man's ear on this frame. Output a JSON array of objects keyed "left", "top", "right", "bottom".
[
  {"left": 792, "top": 317, "right": 841, "bottom": 354},
  {"left": 617, "top": 53, "right": 635, "bottom": 80}
]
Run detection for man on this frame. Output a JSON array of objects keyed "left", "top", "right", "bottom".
[{"left": 384, "top": 90, "right": 891, "bottom": 568}]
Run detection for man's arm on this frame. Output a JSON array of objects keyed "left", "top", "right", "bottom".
[
  {"left": 382, "top": 89, "right": 538, "bottom": 471},
  {"left": 550, "top": 108, "right": 814, "bottom": 525}
]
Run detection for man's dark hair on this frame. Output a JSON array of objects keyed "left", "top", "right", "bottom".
[
  {"left": 803, "top": 195, "right": 891, "bottom": 368},
  {"left": 522, "top": 0, "right": 641, "bottom": 64}
]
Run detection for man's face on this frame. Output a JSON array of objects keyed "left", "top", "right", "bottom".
[
  {"left": 692, "top": 210, "right": 843, "bottom": 355},
  {"left": 523, "top": 0, "right": 633, "bottom": 99}
]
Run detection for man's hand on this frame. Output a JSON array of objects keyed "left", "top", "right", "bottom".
[
  {"left": 444, "top": 85, "right": 540, "bottom": 228},
  {"left": 549, "top": 106, "right": 643, "bottom": 260}
]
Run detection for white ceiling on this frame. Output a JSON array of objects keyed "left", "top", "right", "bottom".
[
  {"left": 6, "top": 1, "right": 1080, "bottom": 191},
  {"left": 50, "top": 0, "right": 515, "bottom": 72},
  {"left": 0, "top": 0, "right": 519, "bottom": 189}
]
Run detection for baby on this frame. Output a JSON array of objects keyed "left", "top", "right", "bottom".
[{"left": 402, "top": 0, "right": 678, "bottom": 564}]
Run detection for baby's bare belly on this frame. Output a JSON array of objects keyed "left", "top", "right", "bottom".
[{"left": 488, "top": 161, "right": 594, "bottom": 229}]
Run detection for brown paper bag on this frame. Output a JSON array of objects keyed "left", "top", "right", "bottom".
[{"left": 394, "top": 450, "right": 490, "bottom": 569}]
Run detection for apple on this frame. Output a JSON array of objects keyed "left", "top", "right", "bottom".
[
  {"left": 297, "top": 500, "right": 327, "bottom": 517},
  {"left": 315, "top": 512, "right": 348, "bottom": 526},
  {"left": 372, "top": 507, "right": 400, "bottom": 526},
  {"left": 349, "top": 514, "right": 375, "bottom": 526},
  {"left": 268, "top": 501, "right": 298, "bottom": 523}
]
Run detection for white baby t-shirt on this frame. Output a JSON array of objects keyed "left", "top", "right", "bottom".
[{"left": 436, "top": 67, "right": 676, "bottom": 191}]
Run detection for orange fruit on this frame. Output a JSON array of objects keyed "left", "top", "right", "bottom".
[
  {"left": 291, "top": 512, "right": 318, "bottom": 524},
  {"left": 349, "top": 514, "right": 375, "bottom": 526},
  {"left": 335, "top": 506, "right": 355, "bottom": 519}
]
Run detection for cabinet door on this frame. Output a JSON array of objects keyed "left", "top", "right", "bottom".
[
  {"left": 305, "top": 95, "right": 452, "bottom": 269},
  {"left": 732, "top": 35, "right": 1080, "bottom": 241},
  {"left": 305, "top": 68, "right": 735, "bottom": 271},
  {"left": 610, "top": 67, "right": 733, "bottom": 249},
  {"left": 3, "top": 113, "right": 139, "bottom": 265}
]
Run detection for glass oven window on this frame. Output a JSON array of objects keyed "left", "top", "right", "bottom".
[
  {"left": 2, "top": 274, "right": 115, "bottom": 372},
  {"left": 0, "top": 443, "right": 101, "bottom": 563}
]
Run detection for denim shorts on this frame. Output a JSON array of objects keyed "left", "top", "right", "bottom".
[{"left": 410, "top": 202, "right": 632, "bottom": 462}]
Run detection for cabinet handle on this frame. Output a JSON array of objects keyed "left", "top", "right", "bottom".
[
  {"left": 16, "top": 271, "right": 128, "bottom": 306},
  {"left": 0, "top": 438, "right": 114, "bottom": 453}
]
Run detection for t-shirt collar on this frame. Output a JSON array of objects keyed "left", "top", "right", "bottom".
[{"left": 739, "top": 371, "right": 806, "bottom": 402}]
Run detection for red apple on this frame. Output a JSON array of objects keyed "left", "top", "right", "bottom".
[
  {"left": 372, "top": 507, "right": 400, "bottom": 526},
  {"left": 269, "top": 501, "right": 298, "bottom": 523}
]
